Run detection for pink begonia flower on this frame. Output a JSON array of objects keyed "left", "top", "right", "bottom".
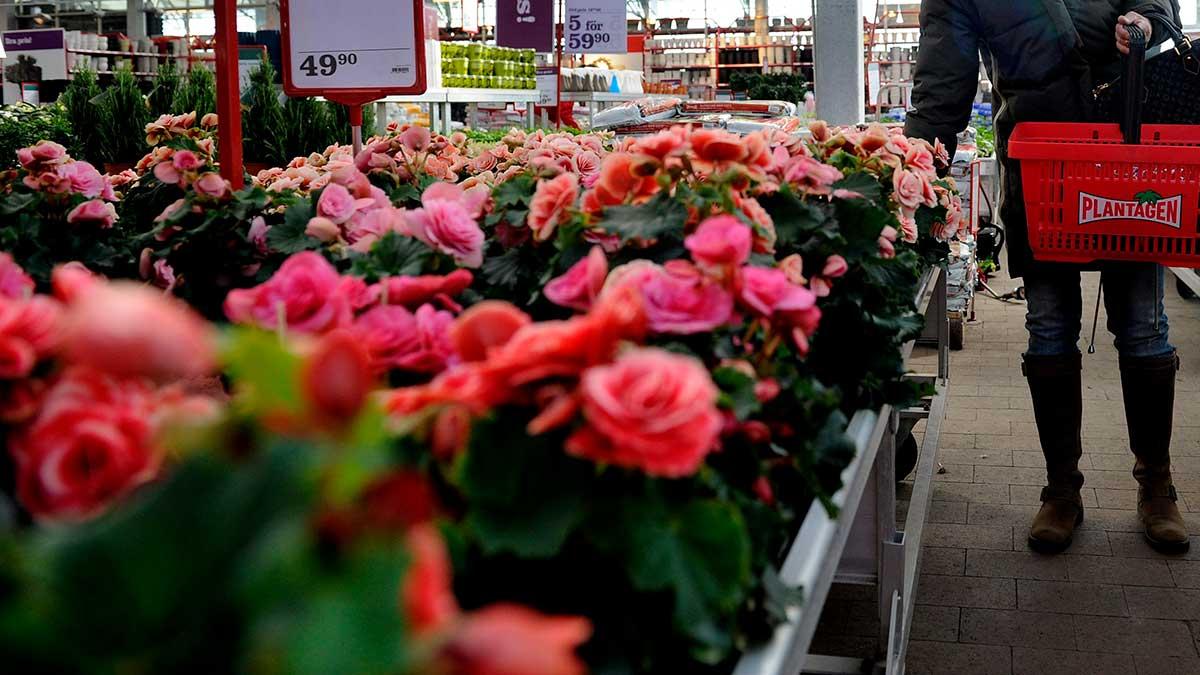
[
  {"left": 565, "top": 347, "right": 721, "bottom": 478},
  {"left": 528, "top": 173, "right": 579, "bottom": 243},
  {"left": 785, "top": 155, "right": 844, "bottom": 195},
  {"left": 616, "top": 263, "right": 734, "bottom": 335},
  {"left": 172, "top": 150, "right": 203, "bottom": 172},
  {"left": 317, "top": 182, "right": 357, "bottom": 225},
  {"left": 778, "top": 254, "right": 806, "bottom": 285},
  {"left": 892, "top": 168, "right": 935, "bottom": 211},
  {"left": 879, "top": 225, "right": 898, "bottom": 259},
  {"left": 0, "top": 253, "right": 34, "bottom": 300},
  {"left": 155, "top": 198, "right": 187, "bottom": 224},
  {"left": 810, "top": 276, "right": 832, "bottom": 298},
  {"left": 822, "top": 255, "right": 849, "bottom": 278},
  {"left": 401, "top": 125, "right": 431, "bottom": 153},
  {"left": 57, "top": 162, "right": 107, "bottom": 198},
  {"left": 66, "top": 200, "right": 118, "bottom": 228},
  {"left": 153, "top": 160, "right": 182, "bottom": 185},
  {"left": 905, "top": 144, "right": 937, "bottom": 176},
  {"left": 366, "top": 269, "right": 474, "bottom": 311},
  {"left": 51, "top": 263, "right": 98, "bottom": 304},
  {"left": 22, "top": 141, "right": 68, "bottom": 168},
  {"left": 406, "top": 189, "right": 485, "bottom": 268},
  {"left": 574, "top": 150, "right": 602, "bottom": 178},
  {"left": 545, "top": 246, "right": 608, "bottom": 312},
  {"left": 248, "top": 216, "right": 271, "bottom": 255},
  {"left": 832, "top": 188, "right": 865, "bottom": 200},
  {"left": 152, "top": 259, "right": 177, "bottom": 291},
  {"left": 223, "top": 251, "right": 356, "bottom": 334},
  {"left": 60, "top": 281, "right": 215, "bottom": 383},
  {"left": 739, "top": 266, "right": 817, "bottom": 318},
  {"left": 193, "top": 173, "right": 231, "bottom": 199},
  {"left": 305, "top": 216, "right": 342, "bottom": 243},
  {"left": 351, "top": 303, "right": 456, "bottom": 374},
  {"left": 899, "top": 213, "right": 919, "bottom": 244},
  {"left": 685, "top": 215, "right": 752, "bottom": 269}
]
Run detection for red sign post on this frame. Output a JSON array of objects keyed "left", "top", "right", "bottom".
[
  {"left": 214, "top": 0, "right": 243, "bottom": 188},
  {"left": 280, "top": 0, "right": 427, "bottom": 156}
]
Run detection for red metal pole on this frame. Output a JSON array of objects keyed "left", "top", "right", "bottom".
[
  {"left": 215, "top": 0, "right": 244, "bottom": 189},
  {"left": 555, "top": 0, "right": 563, "bottom": 131}
]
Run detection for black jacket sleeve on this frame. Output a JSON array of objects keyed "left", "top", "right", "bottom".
[{"left": 903, "top": 0, "right": 980, "bottom": 154}]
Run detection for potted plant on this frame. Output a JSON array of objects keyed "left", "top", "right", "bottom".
[
  {"left": 148, "top": 60, "right": 182, "bottom": 117},
  {"left": 95, "top": 66, "right": 151, "bottom": 172},
  {"left": 241, "top": 54, "right": 287, "bottom": 173},
  {"left": 172, "top": 66, "right": 217, "bottom": 119},
  {"left": 58, "top": 68, "right": 104, "bottom": 165}
]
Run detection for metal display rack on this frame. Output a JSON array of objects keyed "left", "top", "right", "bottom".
[
  {"left": 373, "top": 88, "right": 540, "bottom": 135},
  {"left": 735, "top": 267, "right": 950, "bottom": 675}
]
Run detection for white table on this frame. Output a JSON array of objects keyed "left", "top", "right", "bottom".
[{"left": 375, "top": 88, "right": 542, "bottom": 135}]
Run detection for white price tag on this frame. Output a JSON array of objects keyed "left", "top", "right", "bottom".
[
  {"left": 281, "top": 0, "right": 426, "bottom": 96},
  {"left": 536, "top": 66, "right": 559, "bottom": 106},
  {"left": 564, "top": 0, "right": 627, "bottom": 54}
]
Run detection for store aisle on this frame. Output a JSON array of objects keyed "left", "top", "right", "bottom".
[{"left": 905, "top": 267, "right": 1200, "bottom": 675}]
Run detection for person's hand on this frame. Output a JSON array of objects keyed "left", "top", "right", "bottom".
[{"left": 1116, "top": 12, "right": 1153, "bottom": 55}]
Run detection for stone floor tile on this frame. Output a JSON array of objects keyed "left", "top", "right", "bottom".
[
  {"left": 1080, "top": 470, "right": 1141, "bottom": 490},
  {"left": 1065, "top": 555, "right": 1174, "bottom": 588},
  {"left": 1074, "top": 615, "right": 1196, "bottom": 657},
  {"left": 965, "top": 549, "right": 1070, "bottom": 581},
  {"left": 969, "top": 503, "right": 1044, "bottom": 527},
  {"left": 910, "top": 605, "right": 960, "bottom": 643},
  {"left": 1133, "top": 655, "right": 1200, "bottom": 675},
  {"left": 939, "top": 432, "right": 976, "bottom": 448},
  {"left": 1011, "top": 450, "right": 1046, "bottom": 467},
  {"left": 1108, "top": 531, "right": 1200, "bottom": 560},
  {"left": 923, "top": 523, "right": 1013, "bottom": 550},
  {"left": 1077, "top": 508, "right": 1142, "bottom": 533},
  {"left": 1125, "top": 587, "right": 1200, "bottom": 620},
  {"left": 959, "top": 607, "right": 1075, "bottom": 648},
  {"left": 934, "top": 482, "right": 1010, "bottom": 504},
  {"left": 975, "top": 434, "right": 1040, "bottom": 452},
  {"left": 1017, "top": 579, "right": 1128, "bottom": 616},
  {"left": 906, "top": 641, "right": 1012, "bottom": 675},
  {"left": 927, "top": 500, "right": 968, "bottom": 524},
  {"left": 933, "top": 463, "right": 975, "bottom": 483},
  {"left": 921, "top": 547, "right": 966, "bottom": 576},
  {"left": 1170, "top": 561, "right": 1200, "bottom": 588},
  {"left": 917, "top": 574, "right": 1016, "bottom": 609},
  {"left": 1012, "top": 526, "right": 1113, "bottom": 556},
  {"left": 973, "top": 465, "right": 1050, "bottom": 486},
  {"left": 938, "top": 448, "right": 1013, "bottom": 466},
  {"left": 1094, "top": 488, "right": 1139, "bottom": 509},
  {"left": 1012, "top": 647, "right": 1135, "bottom": 675}
]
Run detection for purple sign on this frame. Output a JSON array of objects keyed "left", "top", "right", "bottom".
[
  {"left": 496, "top": 0, "right": 555, "bottom": 52},
  {"left": 3, "top": 29, "right": 65, "bottom": 52}
]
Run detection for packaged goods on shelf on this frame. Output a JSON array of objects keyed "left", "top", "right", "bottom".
[
  {"left": 560, "top": 67, "right": 644, "bottom": 94},
  {"left": 591, "top": 97, "right": 682, "bottom": 129},
  {"left": 681, "top": 100, "right": 798, "bottom": 117},
  {"left": 592, "top": 97, "right": 804, "bottom": 136},
  {"left": 439, "top": 42, "right": 536, "bottom": 90}
]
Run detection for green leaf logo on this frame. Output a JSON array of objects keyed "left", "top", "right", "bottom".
[{"left": 1135, "top": 190, "right": 1163, "bottom": 205}]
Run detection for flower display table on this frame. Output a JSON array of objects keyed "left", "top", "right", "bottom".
[{"left": 735, "top": 267, "right": 950, "bottom": 675}]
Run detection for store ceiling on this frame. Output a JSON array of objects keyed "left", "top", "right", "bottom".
[{"left": 10, "top": 1, "right": 268, "bottom": 11}]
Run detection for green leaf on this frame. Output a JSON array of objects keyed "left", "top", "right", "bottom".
[
  {"left": 481, "top": 247, "right": 525, "bottom": 291},
  {"left": 599, "top": 191, "right": 688, "bottom": 243},
  {"left": 268, "top": 198, "right": 320, "bottom": 255},
  {"left": 458, "top": 412, "right": 593, "bottom": 558},
  {"left": 758, "top": 190, "right": 827, "bottom": 248},
  {"left": 607, "top": 495, "right": 752, "bottom": 646},
  {"left": 491, "top": 174, "right": 536, "bottom": 209},
  {"left": 0, "top": 192, "right": 37, "bottom": 215},
  {"left": 285, "top": 545, "right": 409, "bottom": 675},
  {"left": 348, "top": 232, "right": 431, "bottom": 281},
  {"left": 222, "top": 327, "right": 304, "bottom": 417},
  {"left": 832, "top": 171, "right": 883, "bottom": 203},
  {"left": 712, "top": 367, "right": 762, "bottom": 421}
]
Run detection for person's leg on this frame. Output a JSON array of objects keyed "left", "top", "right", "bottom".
[
  {"left": 1102, "top": 262, "right": 1188, "bottom": 552},
  {"left": 1022, "top": 265, "right": 1085, "bottom": 552}
]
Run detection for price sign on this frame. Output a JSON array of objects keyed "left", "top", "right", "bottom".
[
  {"left": 536, "top": 66, "right": 559, "bottom": 106},
  {"left": 565, "top": 0, "right": 627, "bottom": 54},
  {"left": 280, "top": 0, "right": 426, "bottom": 100}
]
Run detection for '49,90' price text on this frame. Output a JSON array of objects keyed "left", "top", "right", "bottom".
[{"left": 299, "top": 52, "right": 359, "bottom": 77}]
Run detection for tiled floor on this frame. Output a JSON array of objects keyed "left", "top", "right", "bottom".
[{"left": 812, "top": 266, "right": 1200, "bottom": 674}]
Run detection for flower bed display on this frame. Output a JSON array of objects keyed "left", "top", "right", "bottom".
[{"left": 0, "top": 115, "right": 962, "bottom": 674}]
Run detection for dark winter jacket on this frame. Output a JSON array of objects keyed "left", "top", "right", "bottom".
[{"left": 903, "top": 0, "right": 1181, "bottom": 276}]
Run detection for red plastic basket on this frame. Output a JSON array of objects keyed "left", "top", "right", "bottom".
[{"left": 1009, "top": 122, "right": 1200, "bottom": 265}]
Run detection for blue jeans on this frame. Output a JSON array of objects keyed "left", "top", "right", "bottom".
[{"left": 1024, "top": 263, "right": 1173, "bottom": 358}]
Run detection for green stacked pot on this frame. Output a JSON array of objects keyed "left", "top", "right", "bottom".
[{"left": 441, "top": 43, "right": 536, "bottom": 89}]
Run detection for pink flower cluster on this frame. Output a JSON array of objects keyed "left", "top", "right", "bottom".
[
  {"left": 546, "top": 215, "right": 823, "bottom": 355},
  {"left": 144, "top": 111, "right": 218, "bottom": 146},
  {"left": 224, "top": 252, "right": 472, "bottom": 376},
  {"left": 304, "top": 168, "right": 488, "bottom": 267},
  {"left": 13, "top": 141, "right": 122, "bottom": 227}
]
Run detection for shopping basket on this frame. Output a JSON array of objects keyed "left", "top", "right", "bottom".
[{"left": 1008, "top": 26, "right": 1200, "bottom": 266}]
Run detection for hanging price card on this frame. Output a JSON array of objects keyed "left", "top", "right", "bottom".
[
  {"left": 280, "top": 0, "right": 427, "bottom": 100},
  {"left": 565, "top": 0, "right": 628, "bottom": 54}
]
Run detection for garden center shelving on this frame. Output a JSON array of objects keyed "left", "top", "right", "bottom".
[
  {"left": 734, "top": 267, "right": 949, "bottom": 675},
  {"left": 373, "top": 88, "right": 540, "bottom": 136}
]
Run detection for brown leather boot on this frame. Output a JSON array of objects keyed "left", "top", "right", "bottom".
[
  {"left": 1024, "top": 354, "right": 1085, "bottom": 553},
  {"left": 1120, "top": 351, "right": 1190, "bottom": 553}
]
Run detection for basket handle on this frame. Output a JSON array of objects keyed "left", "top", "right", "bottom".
[{"left": 1122, "top": 24, "right": 1147, "bottom": 145}]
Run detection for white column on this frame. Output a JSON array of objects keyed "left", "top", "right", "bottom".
[
  {"left": 127, "top": 0, "right": 147, "bottom": 40},
  {"left": 813, "top": 0, "right": 864, "bottom": 125}
]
